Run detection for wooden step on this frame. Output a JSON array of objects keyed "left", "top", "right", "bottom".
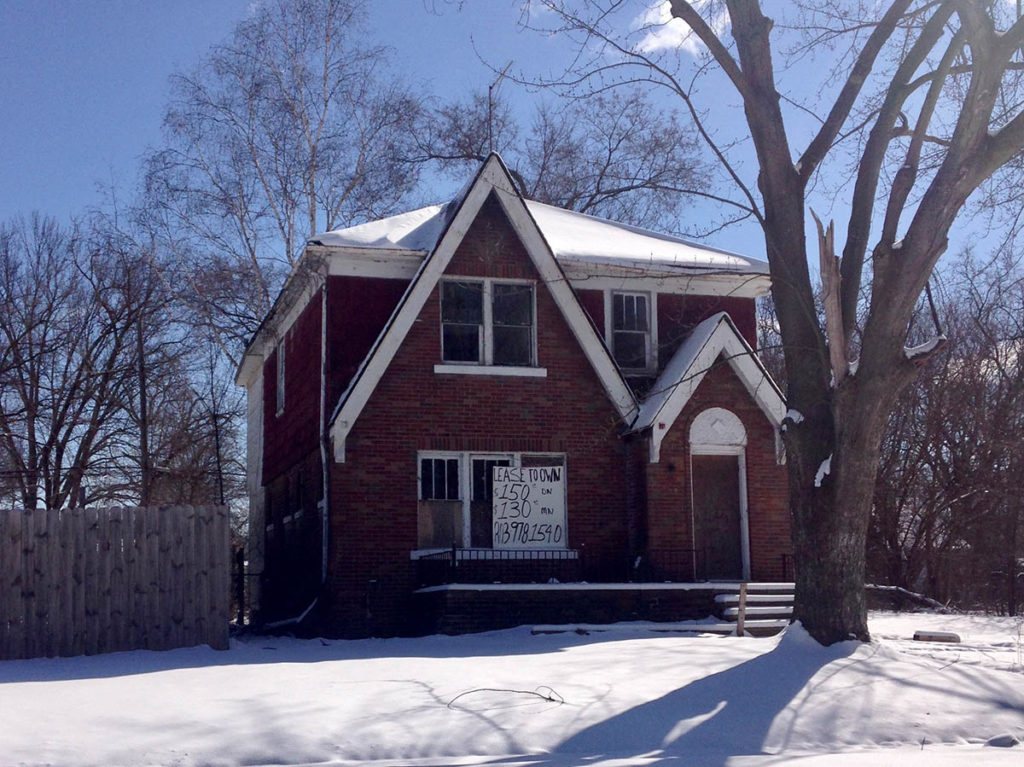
[
  {"left": 531, "top": 618, "right": 789, "bottom": 637},
  {"left": 722, "top": 605, "right": 793, "bottom": 619},
  {"left": 715, "top": 593, "right": 794, "bottom": 605}
]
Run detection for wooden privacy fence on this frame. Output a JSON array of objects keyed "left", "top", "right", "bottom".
[{"left": 0, "top": 505, "right": 230, "bottom": 660}]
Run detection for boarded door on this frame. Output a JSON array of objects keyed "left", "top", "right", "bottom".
[{"left": 692, "top": 455, "right": 742, "bottom": 579}]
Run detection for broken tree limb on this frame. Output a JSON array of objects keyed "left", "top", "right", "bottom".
[{"left": 812, "top": 209, "right": 848, "bottom": 382}]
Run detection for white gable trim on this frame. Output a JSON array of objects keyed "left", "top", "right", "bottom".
[
  {"left": 327, "top": 155, "right": 637, "bottom": 462},
  {"left": 642, "top": 316, "right": 785, "bottom": 463}
]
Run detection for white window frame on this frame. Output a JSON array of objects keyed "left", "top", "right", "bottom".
[
  {"left": 437, "top": 277, "right": 539, "bottom": 372},
  {"left": 275, "top": 338, "right": 286, "bottom": 416},
  {"left": 413, "top": 451, "right": 567, "bottom": 553},
  {"left": 605, "top": 290, "right": 657, "bottom": 372}
]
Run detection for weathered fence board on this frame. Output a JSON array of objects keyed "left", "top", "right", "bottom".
[{"left": 0, "top": 506, "right": 230, "bottom": 660}]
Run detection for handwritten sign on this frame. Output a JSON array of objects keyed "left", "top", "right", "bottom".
[{"left": 492, "top": 466, "right": 566, "bottom": 549}]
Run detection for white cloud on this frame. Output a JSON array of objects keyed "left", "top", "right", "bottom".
[{"left": 632, "top": 1, "right": 728, "bottom": 56}]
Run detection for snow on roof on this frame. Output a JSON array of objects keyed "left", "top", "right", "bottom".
[
  {"left": 309, "top": 198, "right": 768, "bottom": 275},
  {"left": 524, "top": 200, "right": 768, "bottom": 275},
  {"left": 634, "top": 312, "right": 731, "bottom": 431},
  {"left": 309, "top": 203, "right": 450, "bottom": 251}
]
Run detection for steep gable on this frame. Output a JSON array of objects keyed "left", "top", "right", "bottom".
[
  {"left": 327, "top": 154, "right": 637, "bottom": 461},
  {"left": 633, "top": 312, "right": 785, "bottom": 462}
]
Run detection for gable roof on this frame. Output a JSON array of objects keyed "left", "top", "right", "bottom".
[
  {"left": 327, "top": 153, "right": 639, "bottom": 461},
  {"left": 633, "top": 312, "right": 785, "bottom": 462},
  {"left": 312, "top": 199, "right": 769, "bottom": 277}
]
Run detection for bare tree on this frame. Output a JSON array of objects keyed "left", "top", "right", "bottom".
[
  {"left": 0, "top": 216, "right": 138, "bottom": 509},
  {"left": 144, "top": 0, "right": 425, "bottom": 358},
  {"left": 871, "top": 253, "right": 1024, "bottom": 614},
  {"left": 528, "top": 0, "right": 1024, "bottom": 642},
  {"left": 419, "top": 89, "right": 711, "bottom": 234}
]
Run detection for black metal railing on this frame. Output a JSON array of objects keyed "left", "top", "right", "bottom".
[
  {"left": 417, "top": 546, "right": 716, "bottom": 586},
  {"left": 628, "top": 548, "right": 705, "bottom": 583},
  {"left": 416, "top": 546, "right": 582, "bottom": 587}
]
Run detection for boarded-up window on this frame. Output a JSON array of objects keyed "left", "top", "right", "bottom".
[{"left": 418, "top": 457, "right": 463, "bottom": 548}]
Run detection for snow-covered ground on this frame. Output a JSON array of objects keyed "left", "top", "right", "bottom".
[{"left": 1, "top": 612, "right": 1022, "bottom": 766}]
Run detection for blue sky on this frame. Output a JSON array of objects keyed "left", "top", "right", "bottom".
[
  {"left": 0, "top": 2, "right": 558, "bottom": 220},
  {"left": 0, "top": 1, "right": 776, "bottom": 258}
]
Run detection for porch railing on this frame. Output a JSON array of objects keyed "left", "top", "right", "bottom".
[
  {"left": 416, "top": 547, "right": 582, "bottom": 587},
  {"left": 416, "top": 546, "right": 711, "bottom": 586},
  {"left": 628, "top": 548, "right": 705, "bottom": 583}
]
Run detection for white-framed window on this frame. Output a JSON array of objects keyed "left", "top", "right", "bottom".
[
  {"left": 611, "top": 292, "right": 651, "bottom": 370},
  {"left": 440, "top": 279, "right": 536, "bottom": 366},
  {"left": 275, "top": 338, "right": 286, "bottom": 415},
  {"left": 415, "top": 451, "right": 565, "bottom": 550}
]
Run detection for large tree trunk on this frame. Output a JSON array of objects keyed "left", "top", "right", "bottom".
[{"left": 788, "top": 380, "right": 889, "bottom": 642}]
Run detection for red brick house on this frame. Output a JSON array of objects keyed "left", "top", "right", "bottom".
[{"left": 237, "top": 154, "right": 790, "bottom": 637}]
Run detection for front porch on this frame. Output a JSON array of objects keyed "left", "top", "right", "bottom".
[
  {"left": 413, "top": 546, "right": 793, "bottom": 587},
  {"left": 409, "top": 547, "right": 794, "bottom": 635},
  {"left": 412, "top": 581, "right": 794, "bottom": 636}
]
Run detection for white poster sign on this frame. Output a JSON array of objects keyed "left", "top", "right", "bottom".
[{"left": 492, "top": 465, "right": 566, "bottom": 549}]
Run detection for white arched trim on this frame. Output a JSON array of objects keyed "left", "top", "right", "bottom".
[
  {"left": 633, "top": 312, "right": 785, "bottom": 464},
  {"left": 689, "top": 407, "right": 750, "bottom": 580},
  {"left": 689, "top": 407, "right": 746, "bottom": 454}
]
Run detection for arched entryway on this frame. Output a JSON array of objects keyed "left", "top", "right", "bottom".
[{"left": 690, "top": 407, "right": 750, "bottom": 580}]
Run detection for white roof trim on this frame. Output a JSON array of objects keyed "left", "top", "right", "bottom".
[
  {"left": 327, "top": 154, "right": 638, "bottom": 461},
  {"left": 633, "top": 312, "right": 785, "bottom": 463}
]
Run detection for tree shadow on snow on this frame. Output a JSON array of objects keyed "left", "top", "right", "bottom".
[{"left": 513, "top": 633, "right": 858, "bottom": 767}]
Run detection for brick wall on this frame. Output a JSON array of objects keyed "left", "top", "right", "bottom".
[
  {"left": 261, "top": 448, "right": 324, "bottom": 622},
  {"left": 645, "top": 358, "right": 791, "bottom": 582},
  {"left": 263, "top": 290, "right": 323, "bottom": 482},
  {"left": 325, "top": 275, "right": 409, "bottom": 409},
  {"left": 323, "top": 194, "right": 631, "bottom": 637},
  {"left": 657, "top": 293, "right": 757, "bottom": 364},
  {"left": 414, "top": 585, "right": 719, "bottom": 634}
]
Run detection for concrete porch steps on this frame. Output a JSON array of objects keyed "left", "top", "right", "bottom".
[{"left": 713, "top": 582, "right": 794, "bottom": 636}]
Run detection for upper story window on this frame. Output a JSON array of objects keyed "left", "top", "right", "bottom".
[
  {"left": 441, "top": 279, "right": 535, "bottom": 366},
  {"left": 275, "top": 338, "right": 286, "bottom": 415},
  {"left": 611, "top": 292, "right": 651, "bottom": 370}
]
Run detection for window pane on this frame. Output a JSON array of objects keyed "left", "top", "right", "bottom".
[
  {"left": 614, "top": 331, "right": 647, "bottom": 368},
  {"left": 471, "top": 458, "right": 511, "bottom": 501},
  {"left": 442, "top": 324, "right": 481, "bottom": 362},
  {"left": 634, "top": 295, "right": 648, "bottom": 331},
  {"left": 493, "top": 283, "right": 533, "bottom": 326},
  {"left": 493, "top": 326, "right": 532, "bottom": 366},
  {"left": 433, "top": 460, "right": 446, "bottom": 500},
  {"left": 441, "top": 281, "right": 483, "bottom": 323},
  {"left": 613, "top": 293, "right": 648, "bottom": 332},
  {"left": 420, "top": 458, "right": 433, "bottom": 500},
  {"left": 446, "top": 459, "right": 460, "bottom": 500}
]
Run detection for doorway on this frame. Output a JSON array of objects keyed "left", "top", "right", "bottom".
[{"left": 689, "top": 407, "right": 750, "bottom": 581}]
